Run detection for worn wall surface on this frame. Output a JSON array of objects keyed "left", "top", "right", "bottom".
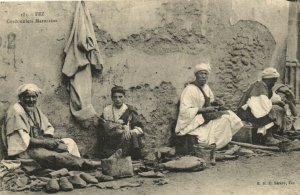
[
  {"left": 286, "top": 2, "right": 298, "bottom": 62},
  {"left": 0, "top": 0, "right": 290, "bottom": 158}
]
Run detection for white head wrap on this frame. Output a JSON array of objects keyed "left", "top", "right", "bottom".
[
  {"left": 17, "top": 83, "right": 42, "bottom": 97},
  {"left": 261, "top": 67, "right": 280, "bottom": 79},
  {"left": 194, "top": 63, "right": 211, "bottom": 74}
]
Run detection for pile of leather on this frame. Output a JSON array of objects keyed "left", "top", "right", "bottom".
[
  {"left": 0, "top": 166, "right": 31, "bottom": 192},
  {"left": 0, "top": 146, "right": 209, "bottom": 193},
  {"left": 0, "top": 161, "right": 146, "bottom": 193},
  {"left": 0, "top": 165, "right": 117, "bottom": 193}
]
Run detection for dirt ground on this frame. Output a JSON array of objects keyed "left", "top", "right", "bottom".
[{"left": 2, "top": 151, "right": 300, "bottom": 195}]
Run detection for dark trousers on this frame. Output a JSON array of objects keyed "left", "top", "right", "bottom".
[
  {"left": 103, "top": 133, "right": 143, "bottom": 160},
  {"left": 27, "top": 148, "right": 85, "bottom": 170}
]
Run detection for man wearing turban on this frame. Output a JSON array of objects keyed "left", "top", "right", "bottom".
[
  {"left": 2, "top": 84, "right": 101, "bottom": 171},
  {"left": 175, "top": 63, "right": 243, "bottom": 158},
  {"left": 237, "top": 67, "right": 294, "bottom": 146}
]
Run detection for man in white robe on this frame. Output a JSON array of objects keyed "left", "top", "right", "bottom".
[
  {"left": 2, "top": 84, "right": 101, "bottom": 171},
  {"left": 175, "top": 63, "right": 243, "bottom": 149}
]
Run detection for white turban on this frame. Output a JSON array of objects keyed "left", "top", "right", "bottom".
[
  {"left": 261, "top": 67, "right": 280, "bottom": 79},
  {"left": 194, "top": 63, "right": 211, "bottom": 74},
  {"left": 17, "top": 83, "right": 42, "bottom": 96}
]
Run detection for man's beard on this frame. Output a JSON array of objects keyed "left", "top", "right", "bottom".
[
  {"left": 196, "top": 80, "right": 206, "bottom": 86},
  {"left": 23, "top": 104, "right": 37, "bottom": 112}
]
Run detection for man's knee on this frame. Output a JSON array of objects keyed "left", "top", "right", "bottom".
[{"left": 61, "top": 138, "right": 76, "bottom": 145}]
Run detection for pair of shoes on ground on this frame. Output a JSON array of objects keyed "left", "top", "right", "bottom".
[
  {"left": 46, "top": 177, "right": 73, "bottom": 193},
  {"left": 46, "top": 173, "right": 98, "bottom": 192},
  {"left": 69, "top": 173, "right": 98, "bottom": 188}
]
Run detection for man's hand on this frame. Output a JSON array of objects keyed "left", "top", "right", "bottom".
[
  {"left": 55, "top": 141, "right": 69, "bottom": 153},
  {"left": 284, "top": 91, "right": 295, "bottom": 103},
  {"left": 202, "top": 106, "right": 218, "bottom": 113},
  {"left": 122, "top": 125, "right": 131, "bottom": 140},
  {"left": 43, "top": 139, "right": 60, "bottom": 150},
  {"left": 273, "top": 100, "right": 285, "bottom": 107},
  {"left": 211, "top": 99, "right": 224, "bottom": 107},
  {"left": 123, "top": 130, "right": 131, "bottom": 140}
]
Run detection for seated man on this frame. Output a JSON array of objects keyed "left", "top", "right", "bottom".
[
  {"left": 175, "top": 63, "right": 243, "bottom": 150},
  {"left": 99, "top": 86, "right": 143, "bottom": 160},
  {"left": 272, "top": 83, "right": 299, "bottom": 132},
  {"left": 237, "top": 67, "right": 289, "bottom": 145},
  {"left": 2, "top": 83, "right": 101, "bottom": 171}
]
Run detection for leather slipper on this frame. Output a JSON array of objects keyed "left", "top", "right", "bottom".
[
  {"left": 80, "top": 173, "right": 98, "bottom": 184},
  {"left": 68, "top": 175, "right": 87, "bottom": 188},
  {"left": 96, "top": 174, "right": 114, "bottom": 182},
  {"left": 45, "top": 179, "right": 59, "bottom": 193},
  {"left": 59, "top": 177, "right": 73, "bottom": 191}
]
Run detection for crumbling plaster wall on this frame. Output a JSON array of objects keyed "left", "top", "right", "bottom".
[{"left": 0, "top": 0, "right": 289, "bottom": 158}]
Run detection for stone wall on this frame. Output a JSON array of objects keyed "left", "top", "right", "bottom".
[{"left": 0, "top": 0, "right": 290, "bottom": 158}]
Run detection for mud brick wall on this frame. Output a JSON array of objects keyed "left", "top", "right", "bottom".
[{"left": 0, "top": 0, "right": 289, "bottom": 158}]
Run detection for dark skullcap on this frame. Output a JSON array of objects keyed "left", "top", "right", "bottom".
[{"left": 111, "top": 85, "right": 126, "bottom": 95}]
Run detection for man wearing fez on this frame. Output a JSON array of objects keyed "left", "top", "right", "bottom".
[
  {"left": 100, "top": 86, "right": 144, "bottom": 160},
  {"left": 2, "top": 83, "right": 101, "bottom": 171}
]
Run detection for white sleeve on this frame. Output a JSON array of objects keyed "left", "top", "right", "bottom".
[
  {"left": 209, "top": 87, "right": 215, "bottom": 102},
  {"left": 247, "top": 95, "right": 272, "bottom": 118},
  {"left": 131, "top": 127, "right": 143, "bottom": 135},
  {"left": 271, "top": 92, "right": 282, "bottom": 102},
  {"left": 175, "top": 86, "right": 205, "bottom": 134},
  {"left": 7, "top": 129, "right": 30, "bottom": 156}
]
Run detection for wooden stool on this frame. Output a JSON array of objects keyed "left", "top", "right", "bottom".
[{"left": 232, "top": 122, "right": 255, "bottom": 144}]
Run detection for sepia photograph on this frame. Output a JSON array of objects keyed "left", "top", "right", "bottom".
[{"left": 0, "top": 0, "right": 299, "bottom": 194}]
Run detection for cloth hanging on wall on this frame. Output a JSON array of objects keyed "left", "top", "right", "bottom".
[{"left": 63, "top": 1, "right": 104, "bottom": 121}]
